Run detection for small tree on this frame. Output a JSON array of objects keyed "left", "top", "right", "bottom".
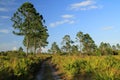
[
  {"left": 61, "top": 35, "right": 73, "bottom": 55},
  {"left": 18, "top": 47, "right": 23, "bottom": 52},
  {"left": 82, "top": 33, "right": 97, "bottom": 55},
  {"left": 99, "top": 42, "right": 113, "bottom": 55},
  {"left": 116, "top": 43, "right": 120, "bottom": 50},
  {"left": 50, "top": 42, "right": 61, "bottom": 54}
]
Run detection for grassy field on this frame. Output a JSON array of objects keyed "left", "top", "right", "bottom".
[
  {"left": 51, "top": 55, "right": 120, "bottom": 80},
  {"left": 1, "top": 51, "right": 120, "bottom": 80}
]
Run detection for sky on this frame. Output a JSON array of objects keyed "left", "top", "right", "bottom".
[{"left": 0, "top": 0, "right": 120, "bottom": 52}]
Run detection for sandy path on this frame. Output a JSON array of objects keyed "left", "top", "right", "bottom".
[
  {"left": 36, "top": 59, "right": 61, "bottom": 80},
  {"left": 36, "top": 61, "right": 46, "bottom": 80}
]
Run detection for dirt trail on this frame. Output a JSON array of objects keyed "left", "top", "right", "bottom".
[
  {"left": 36, "top": 61, "right": 46, "bottom": 80},
  {"left": 36, "top": 58, "right": 61, "bottom": 80}
]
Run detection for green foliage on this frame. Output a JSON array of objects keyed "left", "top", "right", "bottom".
[
  {"left": 94, "top": 56, "right": 120, "bottom": 80},
  {"left": 71, "top": 45, "right": 79, "bottom": 54},
  {"left": 64, "top": 59, "right": 87, "bottom": 75}
]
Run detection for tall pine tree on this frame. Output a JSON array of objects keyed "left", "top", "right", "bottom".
[{"left": 11, "top": 2, "right": 49, "bottom": 54}]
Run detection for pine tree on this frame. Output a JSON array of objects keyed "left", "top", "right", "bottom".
[
  {"left": 61, "top": 35, "right": 73, "bottom": 55},
  {"left": 50, "top": 42, "right": 61, "bottom": 54},
  {"left": 11, "top": 2, "right": 49, "bottom": 54}
]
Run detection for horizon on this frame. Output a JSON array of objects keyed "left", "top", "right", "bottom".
[{"left": 0, "top": 0, "right": 120, "bottom": 52}]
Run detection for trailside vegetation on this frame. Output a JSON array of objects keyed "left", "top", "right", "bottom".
[
  {"left": 0, "top": 51, "right": 51, "bottom": 80},
  {"left": 51, "top": 55, "right": 120, "bottom": 80}
]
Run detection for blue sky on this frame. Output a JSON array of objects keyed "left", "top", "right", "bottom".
[{"left": 0, "top": 0, "right": 120, "bottom": 51}]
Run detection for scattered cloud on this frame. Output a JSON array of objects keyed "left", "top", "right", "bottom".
[
  {"left": 49, "top": 14, "right": 76, "bottom": 27},
  {"left": 61, "top": 14, "right": 74, "bottom": 19},
  {"left": 0, "top": 0, "right": 17, "bottom": 6},
  {"left": 0, "top": 16, "right": 10, "bottom": 19},
  {"left": 0, "top": 29, "right": 9, "bottom": 34},
  {"left": 102, "top": 26, "right": 113, "bottom": 31},
  {"left": 0, "top": 0, "right": 17, "bottom": 12},
  {"left": 69, "top": 0, "right": 102, "bottom": 11},
  {"left": 0, "top": 8, "right": 9, "bottom": 12},
  {"left": 49, "top": 19, "right": 75, "bottom": 27}
]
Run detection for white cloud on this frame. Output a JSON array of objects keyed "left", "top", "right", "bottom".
[
  {"left": 49, "top": 14, "right": 75, "bottom": 27},
  {"left": 69, "top": 0, "right": 101, "bottom": 11},
  {"left": 102, "top": 26, "right": 113, "bottom": 31},
  {"left": 0, "top": 16, "right": 10, "bottom": 19},
  {"left": 41, "top": 47, "right": 48, "bottom": 53},
  {"left": 49, "top": 19, "right": 75, "bottom": 27},
  {"left": 0, "top": 8, "right": 8, "bottom": 12},
  {"left": 89, "top": 5, "right": 98, "bottom": 9},
  {"left": 13, "top": 47, "right": 17, "bottom": 51},
  {"left": 61, "top": 14, "right": 74, "bottom": 19},
  {"left": 0, "top": 29, "right": 9, "bottom": 34}
]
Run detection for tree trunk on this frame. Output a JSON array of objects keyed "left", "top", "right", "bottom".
[
  {"left": 80, "top": 43, "right": 82, "bottom": 54},
  {"left": 34, "top": 37, "right": 36, "bottom": 54},
  {"left": 37, "top": 47, "right": 41, "bottom": 54},
  {"left": 26, "top": 36, "right": 29, "bottom": 55}
]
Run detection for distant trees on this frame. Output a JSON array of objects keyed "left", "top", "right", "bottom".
[
  {"left": 82, "top": 34, "right": 97, "bottom": 55},
  {"left": 71, "top": 45, "right": 79, "bottom": 54},
  {"left": 98, "top": 42, "right": 120, "bottom": 55},
  {"left": 48, "top": 31, "right": 120, "bottom": 56},
  {"left": 61, "top": 35, "right": 73, "bottom": 55},
  {"left": 49, "top": 42, "right": 61, "bottom": 54},
  {"left": 76, "top": 31, "right": 96, "bottom": 55},
  {"left": 49, "top": 32, "right": 97, "bottom": 55},
  {"left": 116, "top": 43, "right": 120, "bottom": 50},
  {"left": 99, "top": 42, "right": 112, "bottom": 55},
  {"left": 11, "top": 2, "right": 49, "bottom": 54}
]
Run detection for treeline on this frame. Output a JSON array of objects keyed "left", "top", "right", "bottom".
[
  {"left": 0, "top": 47, "right": 26, "bottom": 56},
  {"left": 48, "top": 31, "right": 120, "bottom": 55},
  {"left": 10, "top": 2, "right": 120, "bottom": 56},
  {"left": 11, "top": 2, "right": 49, "bottom": 55}
]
